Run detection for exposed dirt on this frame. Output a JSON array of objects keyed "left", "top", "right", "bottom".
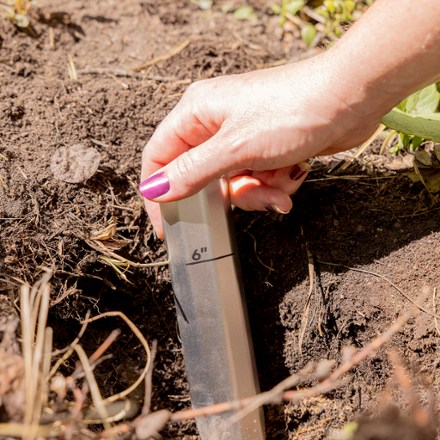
[{"left": 1, "top": 1, "right": 439, "bottom": 439}]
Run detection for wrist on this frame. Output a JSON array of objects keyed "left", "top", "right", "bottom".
[
  {"left": 324, "top": 0, "right": 440, "bottom": 122},
  {"left": 323, "top": 45, "right": 399, "bottom": 124}
]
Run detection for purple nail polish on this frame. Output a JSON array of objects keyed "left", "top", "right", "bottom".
[
  {"left": 139, "top": 171, "right": 170, "bottom": 199},
  {"left": 289, "top": 164, "right": 307, "bottom": 181}
]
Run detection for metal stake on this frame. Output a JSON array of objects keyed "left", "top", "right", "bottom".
[{"left": 162, "top": 179, "right": 265, "bottom": 440}]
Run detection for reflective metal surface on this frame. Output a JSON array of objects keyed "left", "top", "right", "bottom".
[{"left": 161, "top": 179, "right": 265, "bottom": 440}]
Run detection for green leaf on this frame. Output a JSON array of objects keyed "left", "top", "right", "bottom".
[
  {"left": 323, "top": 0, "right": 335, "bottom": 14},
  {"left": 345, "top": 1, "right": 355, "bottom": 13},
  {"left": 381, "top": 108, "right": 440, "bottom": 142},
  {"left": 396, "top": 97, "right": 408, "bottom": 112},
  {"left": 233, "top": 6, "right": 256, "bottom": 20},
  {"left": 410, "top": 136, "right": 423, "bottom": 150},
  {"left": 399, "top": 132, "right": 411, "bottom": 148},
  {"left": 301, "top": 23, "right": 317, "bottom": 47},
  {"left": 404, "top": 83, "right": 440, "bottom": 115},
  {"left": 286, "top": 0, "right": 305, "bottom": 15},
  {"left": 271, "top": 3, "right": 282, "bottom": 14}
]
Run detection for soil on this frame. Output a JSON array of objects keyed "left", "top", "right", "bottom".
[{"left": 0, "top": 1, "right": 439, "bottom": 439}]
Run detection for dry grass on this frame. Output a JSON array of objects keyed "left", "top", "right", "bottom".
[
  {"left": 0, "top": 272, "right": 436, "bottom": 440},
  {"left": 0, "top": 272, "right": 156, "bottom": 439}
]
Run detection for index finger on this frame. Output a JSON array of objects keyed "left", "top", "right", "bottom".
[{"left": 140, "top": 94, "right": 218, "bottom": 238}]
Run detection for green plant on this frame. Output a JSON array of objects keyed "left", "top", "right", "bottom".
[
  {"left": 0, "top": 0, "right": 34, "bottom": 29},
  {"left": 271, "top": 0, "right": 305, "bottom": 26},
  {"left": 381, "top": 82, "right": 440, "bottom": 151},
  {"left": 314, "top": 0, "right": 357, "bottom": 38},
  {"left": 271, "top": 1, "right": 440, "bottom": 165},
  {"left": 380, "top": 83, "right": 440, "bottom": 193},
  {"left": 271, "top": 0, "right": 372, "bottom": 47}
]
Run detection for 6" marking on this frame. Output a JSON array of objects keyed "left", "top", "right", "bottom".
[{"left": 192, "top": 247, "right": 208, "bottom": 261}]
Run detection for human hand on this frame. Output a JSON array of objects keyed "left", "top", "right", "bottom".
[{"left": 140, "top": 52, "right": 381, "bottom": 238}]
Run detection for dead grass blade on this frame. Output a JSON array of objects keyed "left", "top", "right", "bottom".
[
  {"left": 48, "top": 310, "right": 91, "bottom": 379},
  {"left": 20, "top": 272, "right": 52, "bottom": 440},
  {"left": 0, "top": 274, "right": 155, "bottom": 439},
  {"left": 85, "top": 238, "right": 169, "bottom": 268},
  {"left": 81, "top": 311, "right": 151, "bottom": 404},
  {"left": 73, "top": 344, "right": 110, "bottom": 429},
  {"left": 67, "top": 55, "right": 78, "bottom": 80},
  {"left": 432, "top": 287, "right": 440, "bottom": 336},
  {"left": 134, "top": 38, "right": 192, "bottom": 72}
]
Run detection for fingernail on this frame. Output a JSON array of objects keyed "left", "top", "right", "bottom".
[
  {"left": 139, "top": 171, "right": 170, "bottom": 199},
  {"left": 265, "top": 205, "right": 290, "bottom": 215},
  {"left": 290, "top": 162, "right": 310, "bottom": 181}
]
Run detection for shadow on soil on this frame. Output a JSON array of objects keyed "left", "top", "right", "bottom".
[{"left": 236, "top": 168, "right": 439, "bottom": 438}]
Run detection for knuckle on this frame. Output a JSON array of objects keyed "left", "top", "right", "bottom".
[
  {"left": 222, "top": 130, "right": 249, "bottom": 168},
  {"left": 185, "top": 79, "right": 207, "bottom": 96},
  {"left": 175, "top": 150, "right": 196, "bottom": 180},
  {"left": 182, "top": 80, "right": 210, "bottom": 114}
]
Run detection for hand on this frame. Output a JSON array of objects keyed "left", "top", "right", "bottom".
[{"left": 140, "top": 51, "right": 381, "bottom": 238}]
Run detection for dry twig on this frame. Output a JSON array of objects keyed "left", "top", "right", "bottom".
[
  {"left": 81, "top": 311, "right": 151, "bottom": 404},
  {"left": 142, "top": 339, "right": 158, "bottom": 416},
  {"left": 171, "top": 311, "right": 412, "bottom": 424},
  {"left": 78, "top": 67, "right": 186, "bottom": 83},
  {"left": 284, "top": 311, "right": 413, "bottom": 401},
  {"left": 134, "top": 38, "right": 192, "bottom": 72},
  {"left": 298, "top": 246, "right": 315, "bottom": 356}
]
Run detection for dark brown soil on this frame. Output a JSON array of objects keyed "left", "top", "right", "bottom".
[{"left": 1, "top": 1, "right": 439, "bottom": 439}]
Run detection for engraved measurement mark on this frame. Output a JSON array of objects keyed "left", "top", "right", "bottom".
[
  {"left": 192, "top": 247, "right": 208, "bottom": 261},
  {"left": 186, "top": 252, "right": 234, "bottom": 266}
]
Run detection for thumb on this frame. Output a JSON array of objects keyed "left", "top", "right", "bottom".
[{"left": 139, "top": 132, "right": 237, "bottom": 202}]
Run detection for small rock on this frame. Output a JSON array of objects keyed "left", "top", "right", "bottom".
[{"left": 50, "top": 144, "right": 101, "bottom": 183}]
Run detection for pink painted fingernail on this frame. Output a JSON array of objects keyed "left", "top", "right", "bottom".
[{"left": 139, "top": 171, "right": 170, "bottom": 199}]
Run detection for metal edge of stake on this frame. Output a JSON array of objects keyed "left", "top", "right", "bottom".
[{"left": 161, "top": 179, "right": 265, "bottom": 440}]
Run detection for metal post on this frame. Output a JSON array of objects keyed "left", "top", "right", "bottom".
[{"left": 161, "top": 179, "right": 265, "bottom": 440}]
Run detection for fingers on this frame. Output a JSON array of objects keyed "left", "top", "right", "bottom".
[
  {"left": 251, "top": 162, "right": 311, "bottom": 194},
  {"left": 143, "top": 199, "right": 165, "bottom": 240},
  {"left": 140, "top": 129, "right": 243, "bottom": 202},
  {"left": 140, "top": 90, "right": 216, "bottom": 186},
  {"left": 140, "top": 80, "right": 228, "bottom": 239},
  {"left": 228, "top": 175, "right": 292, "bottom": 213},
  {"left": 143, "top": 161, "right": 311, "bottom": 240},
  {"left": 229, "top": 162, "right": 310, "bottom": 213},
  {"left": 141, "top": 77, "right": 244, "bottom": 205}
]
